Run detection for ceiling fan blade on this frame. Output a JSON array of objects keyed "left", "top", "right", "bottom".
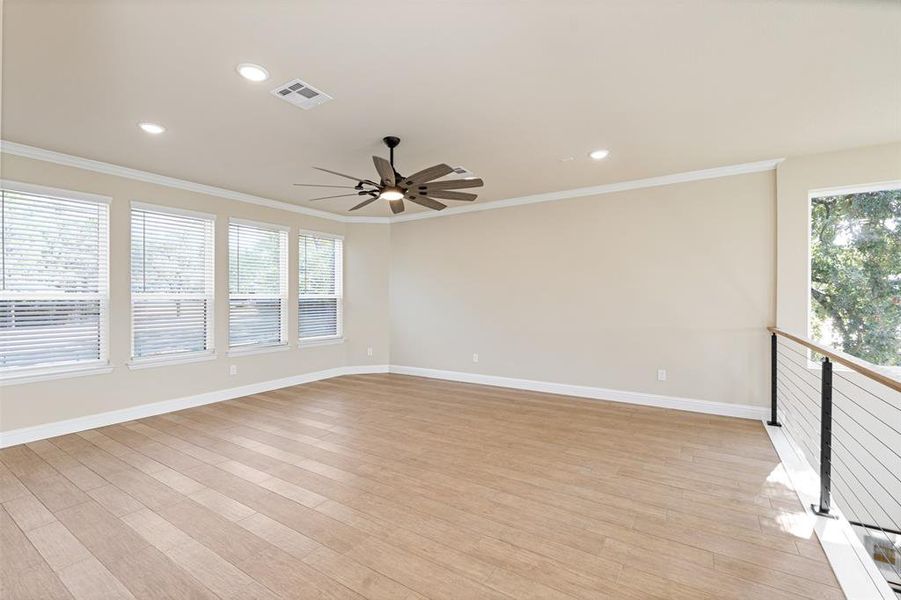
[
  {"left": 388, "top": 199, "right": 405, "bottom": 214},
  {"left": 424, "top": 190, "right": 477, "bottom": 202},
  {"left": 293, "top": 183, "right": 358, "bottom": 189},
  {"left": 407, "top": 196, "right": 447, "bottom": 211},
  {"left": 305, "top": 193, "right": 362, "bottom": 201},
  {"left": 401, "top": 164, "right": 454, "bottom": 185},
  {"left": 372, "top": 156, "right": 395, "bottom": 186},
  {"left": 349, "top": 196, "right": 379, "bottom": 211},
  {"left": 313, "top": 166, "right": 378, "bottom": 186},
  {"left": 418, "top": 178, "right": 484, "bottom": 190}
]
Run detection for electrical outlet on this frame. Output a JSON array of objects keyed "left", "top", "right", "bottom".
[
  {"left": 229, "top": 365, "right": 237, "bottom": 376},
  {"left": 367, "top": 347, "right": 373, "bottom": 357},
  {"left": 657, "top": 369, "right": 667, "bottom": 382},
  {"left": 472, "top": 353, "right": 479, "bottom": 363}
]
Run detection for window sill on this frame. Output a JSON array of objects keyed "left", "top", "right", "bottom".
[
  {"left": 299, "top": 336, "right": 345, "bottom": 348},
  {"left": 0, "top": 364, "right": 113, "bottom": 386},
  {"left": 227, "top": 344, "right": 291, "bottom": 358},
  {"left": 127, "top": 352, "right": 217, "bottom": 370}
]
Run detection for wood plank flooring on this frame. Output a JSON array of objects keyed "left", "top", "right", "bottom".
[{"left": 0, "top": 373, "right": 841, "bottom": 599}]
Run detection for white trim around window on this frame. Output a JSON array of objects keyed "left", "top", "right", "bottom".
[
  {"left": 0, "top": 179, "right": 112, "bottom": 206},
  {"left": 0, "top": 181, "right": 111, "bottom": 382},
  {"left": 299, "top": 335, "right": 345, "bottom": 348},
  {"left": 0, "top": 364, "right": 114, "bottom": 386},
  {"left": 808, "top": 179, "right": 901, "bottom": 200},
  {"left": 228, "top": 218, "right": 289, "bottom": 351},
  {"left": 131, "top": 200, "right": 217, "bottom": 221},
  {"left": 226, "top": 343, "right": 292, "bottom": 357},
  {"left": 130, "top": 201, "right": 216, "bottom": 365},
  {"left": 126, "top": 351, "right": 217, "bottom": 370},
  {"left": 298, "top": 231, "right": 344, "bottom": 342}
]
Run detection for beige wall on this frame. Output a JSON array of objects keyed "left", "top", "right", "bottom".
[
  {"left": 776, "top": 142, "right": 901, "bottom": 336},
  {"left": 0, "top": 153, "right": 390, "bottom": 431},
  {"left": 6, "top": 142, "right": 897, "bottom": 433},
  {"left": 390, "top": 171, "right": 777, "bottom": 407}
]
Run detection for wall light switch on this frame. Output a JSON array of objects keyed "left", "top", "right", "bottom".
[
  {"left": 367, "top": 347, "right": 373, "bottom": 357},
  {"left": 472, "top": 353, "right": 479, "bottom": 363},
  {"left": 657, "top": 369, "right": 667, "bottom": 381},
  {"left": 230, "top": 365, "right": 237, "bottom": 376}
]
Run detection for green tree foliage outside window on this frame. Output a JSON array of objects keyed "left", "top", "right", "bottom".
[{"left": 810, "top": 188, "right": 900, "bottom": 367}]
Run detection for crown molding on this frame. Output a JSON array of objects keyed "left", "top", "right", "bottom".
[
  {"left": 0, "top": 140, "right": 390, "bottom": 224},
  {"left": 2, "top": 140, "right": 782, "bottom": 225},
  {"left": 391, "top": 157, "right": 784, "bottom": 222}
]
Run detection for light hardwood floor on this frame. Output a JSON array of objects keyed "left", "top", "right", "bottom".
[{"left": 1, "top": 374, "right": 841, "bottom": 599}]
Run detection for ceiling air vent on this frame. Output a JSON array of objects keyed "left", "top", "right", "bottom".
[
  {"left": 271, "top": 78, "right": 332, "bottom": 110},
  {"left": 452, "top": 166, "right": 477, "bottom": 179}
]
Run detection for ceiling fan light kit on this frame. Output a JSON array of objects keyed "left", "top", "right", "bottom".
[{"left": 294, "top": 136, "right": 484, "bottom": 214}]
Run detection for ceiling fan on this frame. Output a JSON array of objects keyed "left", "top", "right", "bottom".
[{"left": 294, "top": 136, "right": 483, "bottom": 214}]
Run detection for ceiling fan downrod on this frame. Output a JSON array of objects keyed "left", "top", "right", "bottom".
[{"left": 383, "top": 136, "right": 401, "bottom": 169}]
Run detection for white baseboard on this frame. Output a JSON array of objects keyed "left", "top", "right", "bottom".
[
  {"left": 0, "top": 364, "right": 389, "bottom": 448},
  {"left": 389, "top": 365, "right": 768, "bottom": 420},
  {"left": 0, "top": 362, "right": 765, "bottom": 448},
  {"left": 763, "top": 423, "right": 895, "bottom": 600}
]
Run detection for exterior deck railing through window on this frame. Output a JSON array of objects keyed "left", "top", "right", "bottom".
[{"left": 768, "top": 326, "right": 901, "bottom": 597}]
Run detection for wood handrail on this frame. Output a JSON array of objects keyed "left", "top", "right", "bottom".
[{"left": 768, "top": 327, "right": 901, "bottom": 393}]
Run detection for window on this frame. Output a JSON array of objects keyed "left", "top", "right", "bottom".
[
  {"left": 810, "top": 183, "right": 900, "bottom": 367},
  {"left": 0, "top": 184, "right": 109, "bottom": 378},
  {"left": 131, "top": 203, "right": 215, "bottom": 363},
  {"left": 298, "top": 232, "right": 343, "bottom": 341},
  {"left": 229, "top": 220, "right": 288, "bottom": 351}
]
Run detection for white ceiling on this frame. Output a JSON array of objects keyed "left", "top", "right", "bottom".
[{"left": 2, "top": 0, "right": 900, "bottom": 217}]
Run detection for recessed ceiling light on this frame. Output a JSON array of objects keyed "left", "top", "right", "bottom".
[
  {"left": 589, "top": 149, "right": 610, "bottom": 160},
  {"left": 138, "top": 122, "right": 165, "bottom": 135},
  {"left": 237, "top": 63, "right": 269, "bottom": 82}
]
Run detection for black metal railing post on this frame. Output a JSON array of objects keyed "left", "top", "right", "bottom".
[
  {"left": 813, "top": 357, "right": 836, "bottom": 518},
  {"left": 767, "top": 333, "right": 781, "bottom": 426}
]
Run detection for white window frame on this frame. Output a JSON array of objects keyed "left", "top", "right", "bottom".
[
  {"left": 806, "top": 180, "right": 901, "bottom": 372},
  {"left": 298, "top": 229, "right": 344, "bottom": 345},
  {"left": 227, "top": 217, "right": 289, "bottom": 355},
  {"left": 128, "top": 201, "right": 216, "bottom": 368},
  {"left": 0, "top": 180, "right": 111, "bottom": 384}
]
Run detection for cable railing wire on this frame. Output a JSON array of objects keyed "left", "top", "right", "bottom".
[
  {"left": 832, "top": 386, "right": 901, "bottom": 437},
  {"left": 820, "top": 436, "right": 901, "bottom": 533},
  {"left": 830, "top": 492, "right": 901, "bottom": 586},
  {"left": 833, "top": 369, "right": 901, "bottom": 414},
  {"left": 788, "top": 413, "right": 901, "bottom": 591},
  {"left": 778, "top": 363, "right": 901, "bottom": 501},
  {"left": 776, "top": 339, "right": 812, "bottom": 360},
  {"left": 776, "top": 353, "right": 825, "bottom": 393},
  {"left": 770, "top": 329, "right": 901, "bottom": 595},
  {"left": 829, "top": 455, "right": 901, "bottom": 557},
  {"left": 776, "top": 369, "right": 823, "bottom": 418},
  {"left": 776, "top": 379, "right": 819, "bottom": 432},
  {"left": 775, "top": 370, "right": 822, "bottom": 423},
  {"left": 830, "top": 401, "right": 901, "bottom": 464},
  {"left": 772, "top": 384, "right": 820, "bottom": 440},
  {"left": 777, "top": 353, "right": 828, "bottom": 394},
  {"left": 829, "top": 480, "right": 901, "bottom": 582},
  {"left": 777, "top": 402, "right": 822, "bottom": 465},
  {"left": 789, "top": 432, "right": 901, "bottom": 580},
  {"left": 829, "top": 419, "right": 901, "bottom": 496},
  {"left": 830, "top": 446, "right": 901, "bottom": 533}
]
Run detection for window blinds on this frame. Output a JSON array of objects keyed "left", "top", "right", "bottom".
[
  {"left": 131, "top": 204, "right": 214, "bottom": 360},
  {"left": 229, "top": 220, "right": 288, "bottom": 349},
  {"left": 298, "top": 233, "right": 343, "bottom": 340},
  {"left": 0, "top": 188, "right": 109, "bottom": 374}
]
